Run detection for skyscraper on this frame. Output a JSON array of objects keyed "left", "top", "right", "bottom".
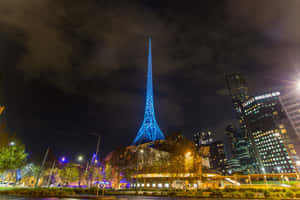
[
  {"left": 241, "top": 92, "right": 299, "bottom": 173},
  {"left": 225, "top": 73, "right": 255, "bottom": 174},
  {"left": 225, "top": 124, "right": 255, "bottom": 174},
  {"left": 225, "top": 73, "right": 249, "bottom": 114},
  {"left": 280, "top": 90, "right": 300, "bottom": 146},
  {"left": 209, "top": 141, "right": 227, "bottom": 175},
  {"left": 133, "top": 38, "right": 165, "bottom": 145}
]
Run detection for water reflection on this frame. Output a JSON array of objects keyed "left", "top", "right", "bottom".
[{"left": 0, "top": 196, "right": 235, "bottom": 200}]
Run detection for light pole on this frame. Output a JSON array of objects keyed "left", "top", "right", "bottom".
[
  {"left": 47, "top": 161, "right": 56, "bottom": 188},
  {"left": 77, "top": 155, "right": 84, "bottom": 187},
  {"left": 262, "top": 167, "right": 267, "bottom": 185},
  {"left": 88, "top": 132, "right": 101, "bottom": 188},
  {"left": 35, "top": 147, "right": 50, "bottom": 187}
]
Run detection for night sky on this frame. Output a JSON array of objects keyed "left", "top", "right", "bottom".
[{"left": 1, "top": 0, "right": 300, "bottom": 160}]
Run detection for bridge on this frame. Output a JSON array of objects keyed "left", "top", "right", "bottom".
[{"left": 133, "top": 172, "right": 300, "bottom": 189}]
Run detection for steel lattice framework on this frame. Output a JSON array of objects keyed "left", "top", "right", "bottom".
[{"left": 133, "top": 38, "right": 165, "bottom": 145}]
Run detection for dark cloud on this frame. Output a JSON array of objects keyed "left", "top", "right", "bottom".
[
  {"left": 1, "top": 0, "right": 299, "bottom": 156},
  {"left": 228, "top": 0, "right": 300, "bottom": 82}
]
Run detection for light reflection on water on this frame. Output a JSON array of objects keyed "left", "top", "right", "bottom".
[
  {"left": 0, "top": 196, "right": 238, "bottom": 200},
  {"left": 0, "top": 197, "right": 89, "bottom": 200}
]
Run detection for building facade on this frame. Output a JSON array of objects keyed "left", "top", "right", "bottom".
[
  {"left": 193, "top": 131, "right": 214, "bottom": 148},
  {"left": 225, "top": 73, "right": 249, "bottom": 113},
  {"left": 225, "top": 73, "right": 256, "bottom": 174},
  {"left": 225, "top": 124, "right": 256, "bottom": 174},
  {"left": 209, "top": 141, "right": 227, "bottom": 174},
  {"left": 279, "top": 90, "right": 300, "bottom": 153},
  {"left": 241, "top": 92, "right": 299, "bottom": 173}
]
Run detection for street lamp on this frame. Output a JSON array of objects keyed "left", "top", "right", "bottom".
[
  {"left": 185, "top": 152, "right": 191, "bottom": 158},
  {"left": 262, "top": 167, "right": 267, "bottom": 185},
  {"left": 77, "top": 155, "right": 84, "bottom": 188},
  {"left": 60, "top": 156, "right": 68, "bottom": 164},
  {"left": 9, "top": 141, "right": 15, "bottom": 146},
  {"left": 78, "top": 155, "right": 84, "bottom": 162},
  {"left": 296, "top": 81, "right": 300, "bottom": 90}
]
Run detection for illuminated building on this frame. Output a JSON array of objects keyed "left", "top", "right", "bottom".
[
  {"left": 209, "top": 141, "right": 227, "bottom": 174},
  {"left": 133, "top": 38, "right": 165, "bottom": 145},
  {"left": 225, "top": 124, "right": 255, "bottom": 174},
  {"left": 193, "top": 132, "right": 226, "bottom": 174},
  {"left": 225, "top": 73, "right": 255, "bottom": 174},
  {"left": 193, "top": 131, "right": 214, "bottom": 148},
  {"left": 242, "top": 92, "right": 299, "bottom": 173},
  {"left": 225, "top": 124, "right": 237, "bottom": 159},
  {"left": 226, "top": 159, "right": 240, "bottom": 174},
  {"left": 225, "top": 73, "right": 249, "bottom": 114},
  {"left": 279, "top": 90, "right": 300, "bottom": 149}
]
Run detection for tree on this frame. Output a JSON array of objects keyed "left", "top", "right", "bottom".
[
  {"left": 20, "top": 163, "right": 40, "bottom": 185},
  {"left": 92, "top": 166, "right": 104, "bottom": 184},
  {"left": 21, "top": 163, "right": 40, "bottom": 178},
  {"left": 0, "top": 143, "right": 27, "bottom": 172},
  {"left": 58, "top": 164, "right": 79, "bottom": 185},
  {"left": 104, "top": 163, "right": 113, "bottom": 182}
]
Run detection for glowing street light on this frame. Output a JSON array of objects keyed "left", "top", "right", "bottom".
[
  {"left": 9, "top": 141, "right": 15, "bottom": 146},
  {"left": 78, "top": 155, "right": 84, "bottom": 162},
  {"left": 296, "top": 81, "right": 300, "bottom": 90},
  {"left": 185, "top": 151, "right": 192, "bottom": 158},
  {"left": 60, "top": 156, "right": 68, "bottom": 163}
]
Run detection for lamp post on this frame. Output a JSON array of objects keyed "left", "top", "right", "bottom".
[
  {"left": 35, "top": 147, "right": 50, "bottom": 187},
  {"left": 47, "top": 161, "right": 56, "bottom": 188},
  {"left": 262, "top": 167, "right": 267, "bottom": 185},
  {"left": 77, "top": 155, "right": 84, "bottom": 187},
  {"left": 9, "top": 141, "right": 15, "bottom": 146}
]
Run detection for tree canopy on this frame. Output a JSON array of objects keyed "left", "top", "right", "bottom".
[
  {"left": 58, "top": 164, "right": 79, "bottom": 185},
  {"left": 0, "top": 143, "right": 28, "bottom": 172}
]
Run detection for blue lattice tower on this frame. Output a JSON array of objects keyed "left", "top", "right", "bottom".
[{"left": 133, "top": 38, "right": 165, "bottom": 145}]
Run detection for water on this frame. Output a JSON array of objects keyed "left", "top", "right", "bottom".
[{"left": 0, "top": 196, "right": 225, "bottom": 200}]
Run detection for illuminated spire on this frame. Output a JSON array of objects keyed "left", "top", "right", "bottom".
[{"left": 133, "top": 38, "right": 165, "bottom": 145}]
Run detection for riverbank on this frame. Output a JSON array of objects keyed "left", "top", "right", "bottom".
[{"left": 1, "top": 187, "right": 300, "bottom": 199}]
